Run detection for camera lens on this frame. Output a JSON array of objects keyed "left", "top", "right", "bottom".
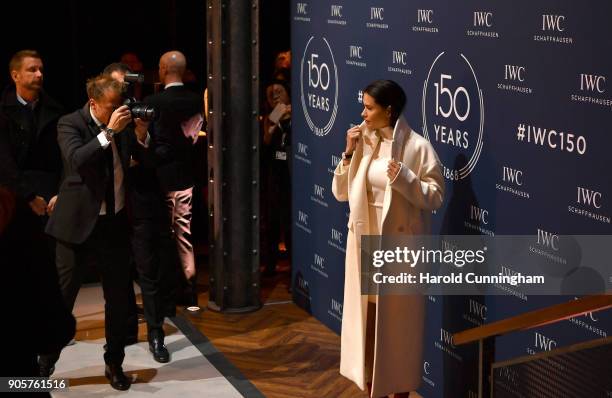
[
  {"left": 131, "top": 104, "right": 157, "bottom": 121},
  {"left": 122, "top": 98, "right": 157, "bottom": 121}
]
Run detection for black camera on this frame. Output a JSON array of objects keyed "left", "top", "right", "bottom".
[
  {"left": 124, "top": 73, "right": 144, "bottom": 84},
  {"left": 122, "top": 73, "right": 157, "bottom": 121},
  {"left": 123, "top": 97, "right": 157, "bottom": 121}
]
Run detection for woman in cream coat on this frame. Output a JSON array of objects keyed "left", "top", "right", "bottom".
[{"left": 332, "top": 80, "right": 444, "bottom": 398}]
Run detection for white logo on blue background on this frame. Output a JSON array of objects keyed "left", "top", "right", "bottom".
[
  {"left": 300, "top": 36, "right": 339, "bottom": 136},
  {"left": 422, "top": 52, "right": 484, "bottom": 180}
]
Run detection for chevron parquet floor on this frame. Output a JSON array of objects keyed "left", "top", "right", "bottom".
[{"left": 183, "top": 263, "right": 368, "bottom": 398}]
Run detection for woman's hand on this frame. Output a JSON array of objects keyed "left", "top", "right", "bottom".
[
  {"left": 387, "top": 158, "right": 401, "bottom": 181},
  {"left": 345, "top": 125, "right": 361, "bottom": 155},
  {"left": 281, "top": 104, "right": 291, "bottom": 120}
]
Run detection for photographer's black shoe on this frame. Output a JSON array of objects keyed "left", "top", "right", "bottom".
[
  {"left": 105, "top": 364, "right": 131, "bottom": 391},
  {"left": 149, "top": 337, "right": 170, "bottom": 363}
]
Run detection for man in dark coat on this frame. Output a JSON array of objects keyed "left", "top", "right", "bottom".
[
  {"left": 144, "top": 51, "right": 203, "bottom": 308},
  {"left": 0, "top": 49, "right": 63, "bottom": 259}
]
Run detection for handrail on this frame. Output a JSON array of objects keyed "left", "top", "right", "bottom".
[{"left": 453, "top": 294, "right": 612, "bottom": 345}]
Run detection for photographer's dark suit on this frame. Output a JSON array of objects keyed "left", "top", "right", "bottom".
[{"left": 45, "top": 103, "right": 150, "bottom": 367}]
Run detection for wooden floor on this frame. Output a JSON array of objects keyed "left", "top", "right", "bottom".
[{"left": 182, "top": 261, "right": 368, "bottom": 398}]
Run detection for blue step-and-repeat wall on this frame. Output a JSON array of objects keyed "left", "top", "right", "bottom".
[{"left": 290, "top": 1, "right": 612, "bottom": 396}]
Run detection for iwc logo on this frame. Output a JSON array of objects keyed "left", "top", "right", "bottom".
[
  {"left": 300, "top": 36, "right": 339, "bottom": 136},
  {"left": 422, "top": 52, "right": 484, "bottom": 180}
]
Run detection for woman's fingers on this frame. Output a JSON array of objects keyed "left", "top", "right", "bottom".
[
  {"left": 346, "top": 127, "right": 361, "bottom": 153},
  {"left": 387, "top": 159, "right": 401, "bottom": 179}
]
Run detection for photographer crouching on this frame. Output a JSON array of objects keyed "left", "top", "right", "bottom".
[{"left": 43, "top": 74, "right": 152, "bottom": 390}]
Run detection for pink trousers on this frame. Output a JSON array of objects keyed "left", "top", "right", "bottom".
[{"left": 165, "top": 186, "right": 195, "bottom": 280}]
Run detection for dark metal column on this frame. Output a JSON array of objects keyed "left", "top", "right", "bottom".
[{"left": 206, "top": 0, "right": 260, "bottom": 312}]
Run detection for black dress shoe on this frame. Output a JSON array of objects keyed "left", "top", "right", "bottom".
[
  {"left": 104, "top": 364, "right": 131, "bottom": 391},
  {"left": 149, "top": 338, "right": 170, "bottom": 363}
]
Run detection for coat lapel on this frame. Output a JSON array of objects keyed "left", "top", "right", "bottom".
[
  {"left": 349, "top": 121, "right": 379, "bottom": 230},
  {"left": 1, "top": 91, "right": 29, "bottom": 132},
  {"left": 391, "top": 116, "right": 411, "bottom": 161},
  {"left": 381, "top": 116, "right": 411, "bottom": 227},
  {"left": 80, "top": 103, "right": 100, "bottom": 140},
  {"left": 34, "top": 92, "right": 63, "bottom": 140}
]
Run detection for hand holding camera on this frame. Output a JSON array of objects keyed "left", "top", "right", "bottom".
[
  {"left": 123, "top": 97, "right": 157, "bottom": 121},
  {"left": 107, "top": 105, "right": 131, "bottom": 133},
  {"left": 133, "top": 118, "right": 150, "bottom": 143},
  {"left": 121, "top": 73, "right": 157, "bottom": 122}
]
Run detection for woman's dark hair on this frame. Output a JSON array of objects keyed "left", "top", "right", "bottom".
[{"left": 363, "top": 80, "right": 406, "bottom": 126}]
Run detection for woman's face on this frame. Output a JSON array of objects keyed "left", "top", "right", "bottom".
[
  {"left": 267, "top": 84, "right": 290, "bottom": 107},
  {"left": 361, "top": 93, "right": 391, "bottom": 130}
]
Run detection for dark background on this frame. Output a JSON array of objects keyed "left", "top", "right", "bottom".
[
  {"left": 0, "top": 0, "right": 290, "bottom": 243},
  {"left": 0, "top": 0, "right": 290, "bottom": 112}
]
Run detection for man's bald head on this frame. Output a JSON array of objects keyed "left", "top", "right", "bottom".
[{"left": 159, "top": 51, "right": 186, "bottom": 84}]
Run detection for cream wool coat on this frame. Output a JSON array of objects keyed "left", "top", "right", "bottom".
[{"left": 331, "top": 116, "right": 444, "bottom": 397}]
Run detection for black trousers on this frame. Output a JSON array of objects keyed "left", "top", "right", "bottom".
[
  {"left": 53, "top": 211, "right": 132, "bottom": 365},
  {"left": 130, "top": 215, "right": 177, "bottom": 338}
]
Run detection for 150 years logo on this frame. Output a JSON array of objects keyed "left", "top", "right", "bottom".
[
  {"left": 422, "top": 52, "right": 484, "bottom": 180},
  {"left": 300, "top": 36, "right": 339, "bottom": 136}
]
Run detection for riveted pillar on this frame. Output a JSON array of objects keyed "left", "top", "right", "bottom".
[{"left": 206, "top": 0, "right": 260, "bottom": 312}]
